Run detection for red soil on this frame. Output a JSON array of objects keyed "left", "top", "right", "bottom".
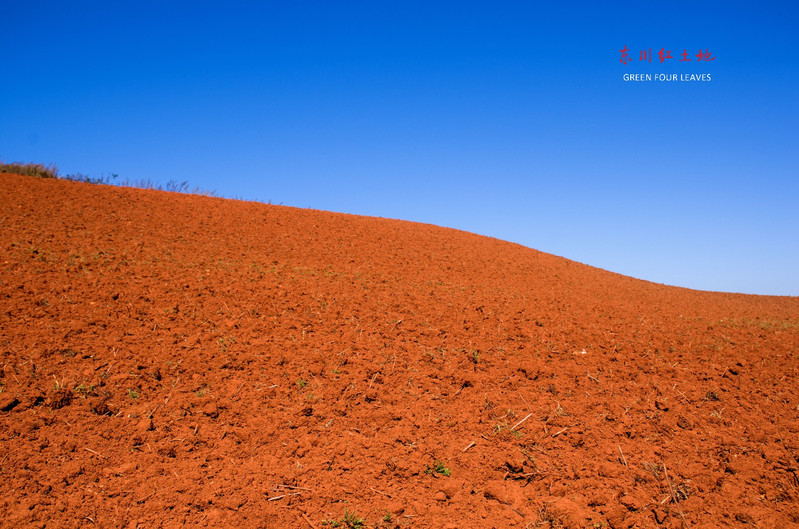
[{"left": 1, "top": 172, "right": 798, "bottom": 528}]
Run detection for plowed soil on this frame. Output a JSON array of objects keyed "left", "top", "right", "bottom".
[{"left": 1, "top": 172, "right": 798, "bottom": 528}]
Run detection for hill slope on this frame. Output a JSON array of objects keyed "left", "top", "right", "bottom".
[{"left": 1, "top": 172, "right": 798, "bottom": 528}]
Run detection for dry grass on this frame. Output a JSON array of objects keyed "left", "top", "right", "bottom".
[
  {"left": 1, "top": 161, "right": 221, "bottom": 197},
  {"left": 0, "top": 161, "right": 59, "bottom": 179}
]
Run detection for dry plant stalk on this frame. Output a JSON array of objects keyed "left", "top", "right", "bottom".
[
  {"left": 618, "top": 445, "right": 628, "bottom": 467},
  {"left": 299, "top": 511, "right": 319, "bottom": 529},
  {"left": 663, "top": 463, "right": 691, "bottom": 529},
  {"left": 510, "top": 412, "right": 533, "bottom": 432},
  {"left": 267, "top": 491, "right": 301, "bottom": 501}
]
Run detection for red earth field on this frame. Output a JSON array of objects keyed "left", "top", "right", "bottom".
[{"left": 1, "top": 172, "right": 798, "bottom": 528}]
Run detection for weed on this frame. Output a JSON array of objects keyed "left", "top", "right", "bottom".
[
  {"left": 165, "top": 180, "right": 189, "bottom": 193},
  {"left": 421, "top": 349, "right": 437, "bottom": 362},
  {"left": 324, "top": 509, "right": 366, "bottom": 528},
  {"left": 217, "top": 335, "right": 236, "bottom": 352},
  {"left": 1, "top": 160, "right": 228, "bottom": 198},
  {"left": 296, "top": 379, "right": 308, "bottom": 389},
  {"left": 0, "top": 161, "right": 59, "bottom": 179},
  {"left": 74, "top": 383, "right": 95, "bottom": 397},
  {"left": 709, "top": 407, "right": 725, "bottom": 419},
  {"left": 546, "top": 401, "right": 567, "bottom": 420},
  {"left": 62, "top": 172, "right": 118, "bottom": 184},
  {"left": 342, "top": 510, "right": 366, "bottom": 528},
  {"left": 642, "top": 461, "right": 662, "bottom": 480},
  {"left": 127, "top": 389, "right": 140, "bottom": 399},
  {"left": 382, "top": 512, "right": 392, "bottom": 523},
  {"left": 535, "top": 504, "right": 563, "bottom": 527},
  {"left": 425, "top": 460, "right": 451, "bottom": 477},
  {"left": 467, "top": 349, "right": 480, "bottom": 364},
  {"left": 672, "top": 479, "right": 692, "bottom": 501},
  {"left": 520, "top": 449, "right": 540, "bottom": 472}
]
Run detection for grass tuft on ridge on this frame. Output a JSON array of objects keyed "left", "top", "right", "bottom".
[
  {"left": 0, "top": 161, "right": 60, "bottom": 179},
  {"left": 0, "top": 160, "right": 221, "bottom": 197}
]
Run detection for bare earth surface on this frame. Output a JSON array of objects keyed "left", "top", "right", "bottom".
[{"left": 1, "top": 172, "right": 798, "bottom": 528}]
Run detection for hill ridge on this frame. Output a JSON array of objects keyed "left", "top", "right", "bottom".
[{"left": 1, "top": 172, "right": 798, "bottom": 527}]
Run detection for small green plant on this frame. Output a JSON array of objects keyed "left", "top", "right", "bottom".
[
  {"left": 324, "top": 510, "right": 365, "bottom": 528},
  {"left": 217, "top": 335, "right": 236, "bottom": 352},
  {"left": 296, "top": 379, "right": 308, "bottom": 389},
  {"left": 342, "top": 510, "right": 365, "bottom": 529},
  {"left": 74, "top": 383, "right": 95, "bottom": 397},
  {"left": 425, "top": 460, "right": 451, "bottom": 477},
  {"left": 127, "top": 389, "right": 140, "bottom": 399},
  {"left": 382, "top": 512, "right": 393, "bottom": 523}
]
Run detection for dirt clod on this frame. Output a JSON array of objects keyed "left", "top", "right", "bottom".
[
  {"left": 48, "top": 389, "right": 72, "bottom": 410},
  {"left": 0, "top": 395, "right": 20, "bottom": 412},
  {"left": 202, "top": 402, "right": 219, "bottom": 418}
]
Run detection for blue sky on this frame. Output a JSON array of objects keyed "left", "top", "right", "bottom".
[{"left": 2, "top": 1, "right": 797, "bottom": 295}]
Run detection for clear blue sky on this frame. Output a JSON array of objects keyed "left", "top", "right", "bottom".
[{"left": 2, "top": 1, "right": 797, "bottom": 295}]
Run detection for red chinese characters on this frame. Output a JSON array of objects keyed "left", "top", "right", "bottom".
[
  {"left": 619, "top": 46, "right": 632, "bottom": 64},
  {"left": 619, "top": 47, "right": 716, "bottom": 64},
  {"left": 696, "top": 48, "right": 715, "bottom": 61}
]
